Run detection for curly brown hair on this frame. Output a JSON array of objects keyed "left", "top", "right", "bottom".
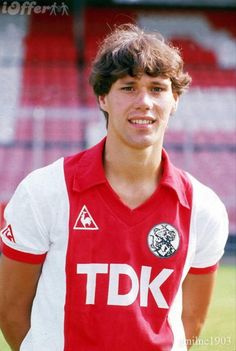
[{"left": 89, "top": 23, "right": 191, "bottom": 98}]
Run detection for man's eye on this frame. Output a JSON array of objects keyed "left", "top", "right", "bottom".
[
  {"left": 152, "top": 87, "right": 163, "bottom": 92},
  {"left": 121, "top": 86, "right": 134, "bottom": 91}
]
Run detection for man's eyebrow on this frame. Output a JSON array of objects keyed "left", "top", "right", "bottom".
[
  {"left": 151, "top": 80, "right": 170, "bottom": 87},
  {"left": 118, "top": 79, "right": 136, "bottom": 85},
  {"left": 118, "top": 78, "right": 171, "bottom": 87}
]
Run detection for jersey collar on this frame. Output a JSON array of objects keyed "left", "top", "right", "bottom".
[
  {"left": 73, "top": 138, "right": 107, "bottom": 192},
  {"left": 160, "top": 149, "right": 191, "bottom": 209},
  {"left": 73, "top": 138, "right": 190, "bottom": 209}
]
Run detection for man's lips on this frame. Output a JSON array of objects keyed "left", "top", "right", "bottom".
[{"left": 128, "top": 117, "right": 156, "bottom": 125}]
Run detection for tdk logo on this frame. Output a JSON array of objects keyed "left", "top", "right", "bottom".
[{"left": 77, "top": 263, "right": 173, "bottom": 308}]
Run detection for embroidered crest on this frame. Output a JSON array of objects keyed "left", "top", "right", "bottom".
[
  {"left": 147, "top": 223, "right": 179, "bottom": 258},
  {"left": 74, "top": 205, "right": 99, "bottom": 230},
  {"left": 1, "top": 224, "right": 15, "bottom": 243}
]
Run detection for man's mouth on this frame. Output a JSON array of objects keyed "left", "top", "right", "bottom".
[{"left": 128, "top": 118, "right": 156, "bottom": 125}]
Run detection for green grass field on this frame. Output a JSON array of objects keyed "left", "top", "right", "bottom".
[
  {"left": 191, "top": 264, "right": 236, "bottom": 351},
  {"left": 0, "top": 264, "right": 235, "bottom": 351}
]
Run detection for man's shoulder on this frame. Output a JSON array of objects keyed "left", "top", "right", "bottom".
[
  {"left": 22, "top": 140, "right": 104, "bottom": 195},
  {"left": 64, "top": 140, "right": 104, "bottom": 170},
  {"left": 186, "top": 172, "right": 227, "bottom": 217},
  {"left": 187, "top": 172, "right": 221, "bottom": 200},
  {"left": 6, "top": 158, "right": 67, "bottom": 220},
  {"left": 23, "top": 143, "right": 99, "bottom": 193},
  {"left": 25, "top": 157, "right": 64, "bottom": 185},
  {"left": 16, "top": 158, "right": 66, "bottom": 202}
]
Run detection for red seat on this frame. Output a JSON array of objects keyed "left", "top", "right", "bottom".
[{"left": 171, "top": 38, "right": 217, "bottom": 66}]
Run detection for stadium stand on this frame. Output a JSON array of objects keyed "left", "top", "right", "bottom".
[
  {"left": 83, "top": 7, "right": 136, "bottom": 63},
  {"left": 0, "top": 7, "right": 235, "bottom": 242},
  {"left": 0, "top": 11, "right": 83, "bottom": 208},
  {"left": 0, "top": 15, "right": 27, "bottom": 144}
]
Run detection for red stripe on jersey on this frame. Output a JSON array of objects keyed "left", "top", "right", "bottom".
[
  {"left": 189, "top": 263, "right": 219, "bottom": 274},
  {"left": 1, "top": 241, "right": 46, "bottom": 264}
]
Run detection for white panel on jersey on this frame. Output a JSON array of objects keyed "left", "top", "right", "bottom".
[
  {"left": 137, "top": 13, "right": 236, "bottom": 69},
  {"left": 7, "top": 158, "right": 69, "bottom": 350}
]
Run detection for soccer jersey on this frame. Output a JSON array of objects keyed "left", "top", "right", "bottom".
[{"left": 1, "top": 138, "right": 228, "bottom": 351}]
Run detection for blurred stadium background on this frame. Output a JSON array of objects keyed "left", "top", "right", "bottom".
[
  {"left": 0, "top": 0, "right": 235, "bottom": 350},
  {"left": 0, "top": 0, "right": 235, "bottom": 252}
]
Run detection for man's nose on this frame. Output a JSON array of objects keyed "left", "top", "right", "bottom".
[{"left": 134, "top": 90, "right": 153, "bottom": 110}]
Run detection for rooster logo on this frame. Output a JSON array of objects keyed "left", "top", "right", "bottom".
[
  {"left": 80, "top": 210, "right": 92, "bottom": 227},
  {"left": 74, "top": 205, "right": 99, "bottom": 230}
]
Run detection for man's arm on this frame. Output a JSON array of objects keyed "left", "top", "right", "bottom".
[
  {"left": 182, "top": 271, "right": 217, "bottom": 350},
  {"left": 0, "top": 254, "right": 42, "bottom": 351}
]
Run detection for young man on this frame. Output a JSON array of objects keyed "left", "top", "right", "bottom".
[{"left": 0, "top": 24, "right": 228, "bottom": 351}]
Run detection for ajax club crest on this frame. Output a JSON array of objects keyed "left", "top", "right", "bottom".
[{"left": 147, "top": 223, "right": 180, "bottom": 258}]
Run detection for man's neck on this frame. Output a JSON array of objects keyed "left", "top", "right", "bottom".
[{"left": 103, "top": 137, "right": 163, "bottom": 209}]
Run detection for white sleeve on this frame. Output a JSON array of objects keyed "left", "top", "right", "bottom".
[
  {"left": 188, "top": 174, "right": 229, "bottom": 269},
  {"left": 2, "top": 177, "right": 50, "bottom": 255},
  {"left": 1, "top": 159, "right": 64, "bottom": 258}
]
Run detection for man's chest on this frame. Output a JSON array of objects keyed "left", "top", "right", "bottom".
[{"left": 63, "top": 187, "right": 191, "bottom": 307}]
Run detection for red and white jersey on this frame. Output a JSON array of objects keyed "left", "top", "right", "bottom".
[{"left": 1, "top": 138, "right": 228, "bottom": 351}]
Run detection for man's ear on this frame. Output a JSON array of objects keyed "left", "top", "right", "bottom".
[
  {"left": 171, "top": 95, "right": 179, "bottom": 115},
  {"left": 98, "top": 95, "right": 107, "bottom": 112}
]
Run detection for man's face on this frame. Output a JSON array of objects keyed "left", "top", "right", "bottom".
[{"left": 98, "top": 74, "right": 178, "bottom": 150}]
